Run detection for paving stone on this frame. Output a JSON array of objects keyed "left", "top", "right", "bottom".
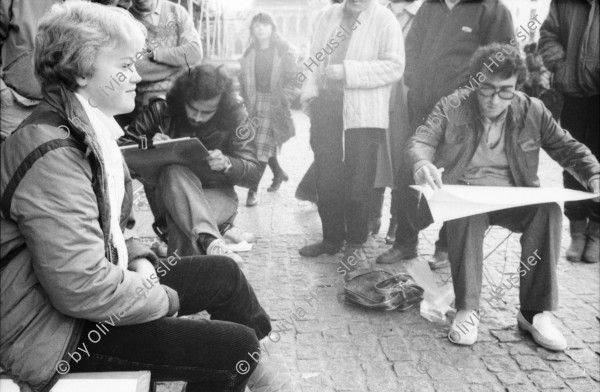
[
  {"left": 432, "top": 381, "right": 471, "bottom": 392},
  {"left": 423, "top": 364, "right": 464, "bottom": 380},
  {"left": 397, "top": 379, "right": 436, "bottom": 392},
  {"left": 300, "top": 387, "right": 335, "bottom": 392},
  {"left": 471, "top": 342, "right": 508, "bottom": 356},
  {"left": 328, "top": 368, "right": 366, "bottom": 392},
  {"left": 469, "top": 384, "right": 504, "bottom": 392},
  {"left": 296, "top": 344, "right": 324, "bottom": 360},
  {"left": 296, "top": 332, "right": 323, "bottom": 346},
  {"left": 294, "top": 320, "right": 327, "bottom": 334},
  {"left": 322, "top": 327, "right": 349, "bottom": 342},
  {"left": 549, "top": 361, "right": 588, "bottom": 379},
  {"left": 496, "top": 372, "right": 530, "bottom": 386},
  {"left": 514, "top": 354, "right": 551, "bottom": 371},
  {"left": 566, "top": 348, "right": 600, "bottom": 364},
  {"left": 380, "top": 336, "right": 411, "bottom": 361},
  {"left": 482, "top": 356, "right": 519, "bottom": 372},
  {"left": 456, "top": 368, "right": 497, "bottom": 384},
  {"left": 393, "top": 361, "right": 431, "bottom": 378},
  {"left": 565, "top": 377, "right": 600, "bottom": 392},
  {"left": 299, "top": 372, "right": 332, "bottom": 389},
  {"left": 490, "top": 329, "right": 524, "bottom": 343},
  {"left": 506, "top": 385, "right": 540, "bottom": 392},
  {"left": 507, "top": 342, "right": 538, "bottom": 356},
  {"left": 528, "top": 372, "right": 568, "bottom": 390},
  {"left": 362, "top": 362, "right": 398, "bottom": 391},
  {"left": 580, "top": 361, "right": 600, "bottom": 382},
  {"left": 579, "top": 329, "right": 600, "bottom": 344},
  {"left": 536, "top": 347, "right": 571, "bottom": 362}
]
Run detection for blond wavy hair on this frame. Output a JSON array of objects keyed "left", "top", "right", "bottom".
[{"left": 34, "top": 2, "right": 146, "bottom": 91}]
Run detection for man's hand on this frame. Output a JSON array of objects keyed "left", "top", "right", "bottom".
[
  {"left": 324, "top": 65, "right": 345, "bottom": 81},
  {"left": 152, "top": 133, "right": 170, "bottom": 142},
  {"left": 128, "top": 258, "right": 156, "bottom": 275},
  {"left": 590, "top": 177, "right": 600, "bottom": 202},
  {"left": 414, "top": 162, "right": 444, "bottom": 190},
  {"left": 207, "top": 149, "right": 232, "bottom": 172}
]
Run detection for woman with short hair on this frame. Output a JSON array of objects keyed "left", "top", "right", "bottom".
[
  {"left": 0, "top": 3, "right": 270, "bottom": 391},
  {"left": 239, "top": 12, "right": 300, "bottom": 206}
]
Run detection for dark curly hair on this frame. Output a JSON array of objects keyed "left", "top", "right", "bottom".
[
  {"left": 468, "top": 42, "right": 528, "bottom": 86},
  {"left": 166, "top": 64, "right": 244, "bottom": 130}
]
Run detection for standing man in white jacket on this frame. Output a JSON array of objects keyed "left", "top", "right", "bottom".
[{"left": 298, "top": 0, "right": 404, "bottom": 275}]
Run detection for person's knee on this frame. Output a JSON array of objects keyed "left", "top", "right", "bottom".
[
  {"left": 160, "top": 164, "right": 198, "bottom": 186},
  {"left": 539, "top": 203, "right": 562, "bottom": 222}
]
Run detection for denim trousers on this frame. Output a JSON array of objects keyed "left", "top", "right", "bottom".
[
  {"left": 70, "top": 255, "right": 272, "bottom": 392},
  {"left": 144, "top": 164, "right": 239, "bottom": 256},
  {"left": 446, "top": 203, "right": 562, "bottom": 311},
  {"left": 560, "top": 94, "right": 599, "bottom": 223},
  {"left": 309, "top": 95, "right": 384, "bottom": 245}
]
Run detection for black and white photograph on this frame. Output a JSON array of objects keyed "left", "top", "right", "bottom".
[{"left": 0, "top": 0, "right": 599, "bottom": 391}]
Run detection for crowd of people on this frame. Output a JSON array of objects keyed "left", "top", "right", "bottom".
[{"left": 0, "top": 0, "right": 598, "bottom": 391}]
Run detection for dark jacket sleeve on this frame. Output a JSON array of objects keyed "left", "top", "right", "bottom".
[
  {"left": 535, "top": 99, "right": 600, "bottom": 188},
  {"left": 404, "top": 3, "right": 428, "bottom": 88},
  {"left": 119, "top": 99, "right": 168, "bottom": 146},
  {"left": 404, "top": 97, "right": 449, "bottom": 172},
  {"left": 538, "top": 1, "right": 565, "bottom": 74},
  {"left": 479, "top": 0, "right": 515, "bottom": 45},
  {"left": 223, "top": 102, "right": 260, "bottom": 188}
]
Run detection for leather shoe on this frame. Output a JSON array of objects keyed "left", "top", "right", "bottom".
[
  {"left": 448, "top": 309, "right": 480, "bottom": 345},
  {"left": 582, "top": 221, "right": 599, "bottom": 263},
  {"left": 376, "top": 245, "right": 418, "bottom": 264},
  {"left": 517, "top": 311, "right": 567, "bottom": 351},
  {"left": 246, "top": 190, "right": 258, "bottom": 207},
  {"left": 267, "top": 173, "right": 289, "bottom": 192},
  {"left": 428, "top": 248, "right": 449, "bottom": 270},
  {"left": 299, "top": 241, "right": 342, "bottom": 257}
]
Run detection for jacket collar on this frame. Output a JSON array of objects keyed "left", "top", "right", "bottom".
[{"left": 42, "top": 84, "right": 104, "bottom": 159}]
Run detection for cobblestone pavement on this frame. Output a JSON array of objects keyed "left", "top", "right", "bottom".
[{"left": 132, "top": 111, "right": 600, "bottom": 392}]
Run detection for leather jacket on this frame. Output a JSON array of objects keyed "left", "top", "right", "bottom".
[
  {"left": 405, "top": 89, "right": 600, "bottom": 188},
  {"left": 122, "top": 98, "right": 260, "bottom": 189}
]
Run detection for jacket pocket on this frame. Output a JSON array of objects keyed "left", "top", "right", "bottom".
[{"left": 518, "top": 137, "right": 541, "bottom": 175}]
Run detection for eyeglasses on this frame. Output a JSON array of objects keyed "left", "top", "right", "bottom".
[{"left": 478, "top": 86, "right": 515, "bottom": 100}]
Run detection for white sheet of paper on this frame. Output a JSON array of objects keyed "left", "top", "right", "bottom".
[{"left": 410, "top": 185, "right": 598, "bottom": 222}]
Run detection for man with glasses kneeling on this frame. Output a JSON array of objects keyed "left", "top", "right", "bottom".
[{"left": 404, "top": 43, "right": 600, "bottom": 350}]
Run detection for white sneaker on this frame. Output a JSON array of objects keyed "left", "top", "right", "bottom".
[
  {"left": 517, "top": 311, "right": 567, "bottom": 351},
  {"left": 448, "top": 309, "right": 480, "bottom": 345},
  {"left": 247, "top": 359, "right": 293, "bottom": 392},
  {"left": 206, "top": 239, "right": 245, "bottom": 264}
]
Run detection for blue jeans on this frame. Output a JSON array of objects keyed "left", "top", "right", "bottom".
[{"left": 70, "top": 255, "right": 271, "bottom": 392}]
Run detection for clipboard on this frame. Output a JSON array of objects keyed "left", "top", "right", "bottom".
[{"left": 120, "top": 137, "right": 210, "bottom": 180}]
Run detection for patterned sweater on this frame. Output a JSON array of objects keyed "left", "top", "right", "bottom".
[
  {"left": 132, "top": 0, "right": 203, "bottom": 93},
  {"left": 301, "top": 2, "right": 404, "bottom": 131}
]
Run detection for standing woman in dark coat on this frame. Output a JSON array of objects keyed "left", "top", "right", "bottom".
[{"left": 239, "top": 13, "right": 300, "bottom": 206}]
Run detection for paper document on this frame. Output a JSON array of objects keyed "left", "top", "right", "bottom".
[
  {"left": 410, "top": 185, "right": 598, "bottom": 222},
  {"left": 120, "top": 137, "right": 209, "bottom": 180}
]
